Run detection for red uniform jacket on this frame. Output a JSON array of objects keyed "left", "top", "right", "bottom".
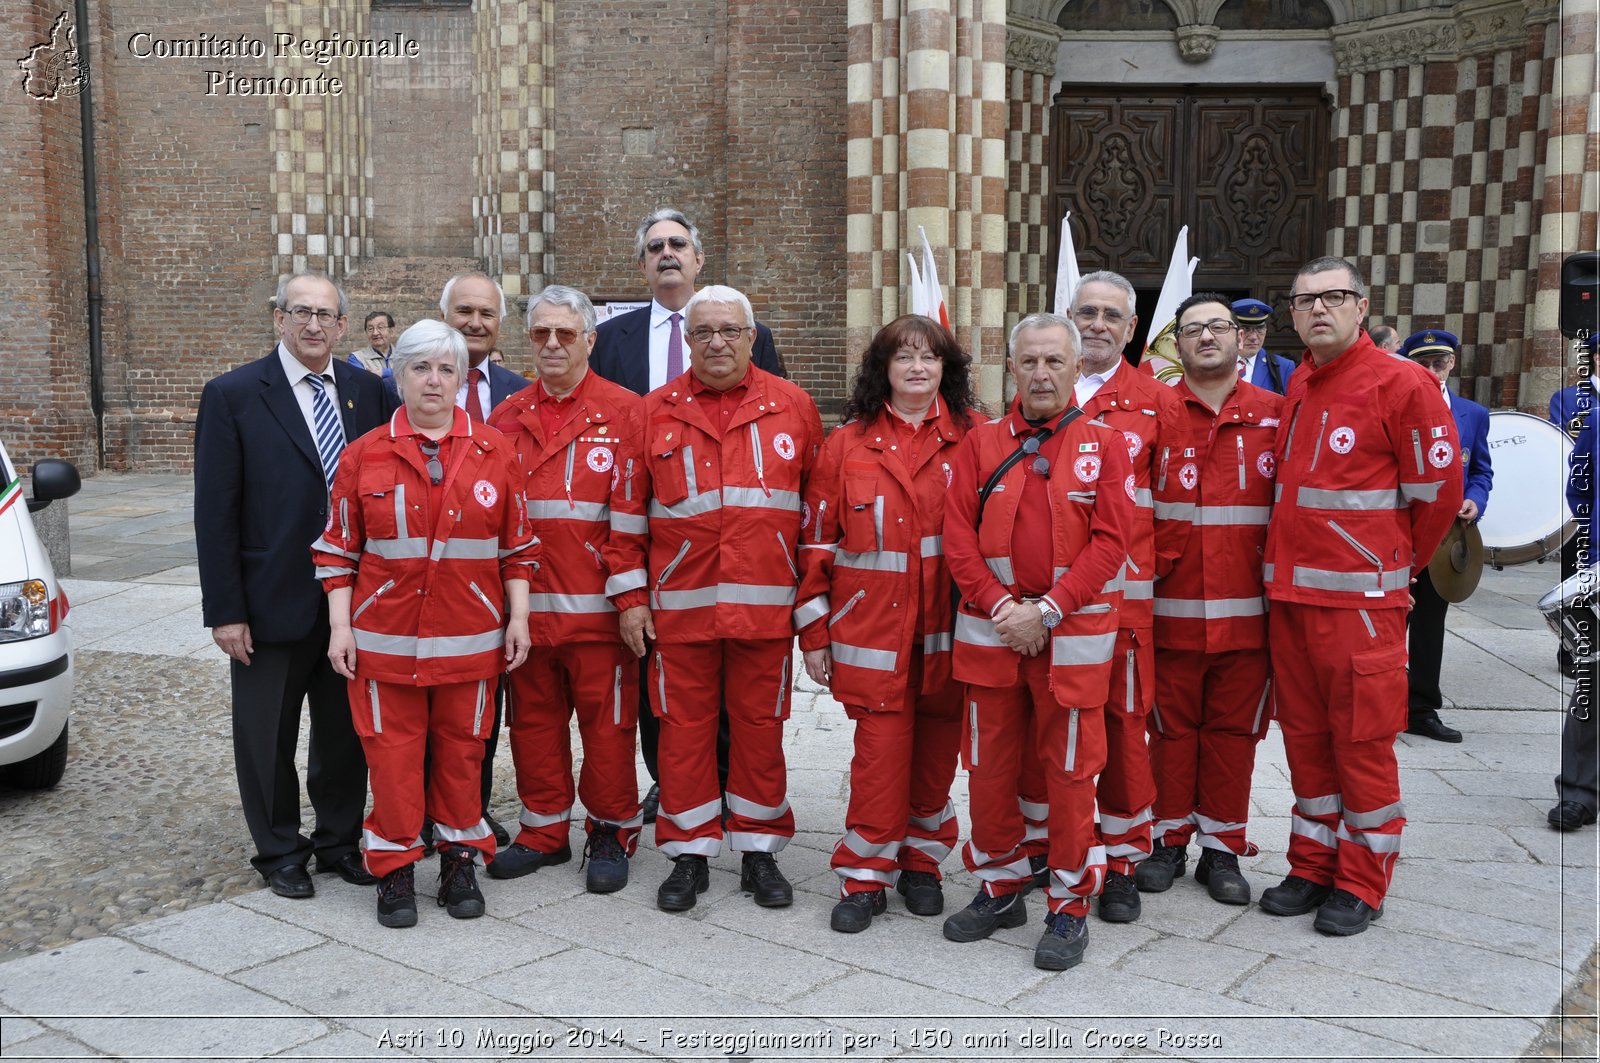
[
  {"left": 312, "top": 407, "right": 536, "bottom": 685},
  {"left": 943, "top": 400, "right": 1134, "bottom": 707},
  {"left": 489, "top": 370, "right": 647, "bottom": 645},
  {"left": 1264, "top": 333, "right": 1464, "bottom": 609},
  {"left": 1076, "top": 361, "right": 1195, "bottom": 629},
  {"left": 1153, "top": 379, "right": 1282, "bottom": 652},
  {"left": 794, "top": 402, "right": 969, "bottom": 709},
  {"left": 609, "top": 365, "right": 824, "bottom": 642}
]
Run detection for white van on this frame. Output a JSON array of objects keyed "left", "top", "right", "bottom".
[{"left": 0, "top": 438, "right": 79, "bottom": 789}]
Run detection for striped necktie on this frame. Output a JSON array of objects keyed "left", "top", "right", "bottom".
[{"left": 305, "top": 372, "right": 345, "bottom": 488}]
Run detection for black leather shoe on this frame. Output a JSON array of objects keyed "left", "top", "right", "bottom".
[
  {"left": 740, "top": 852, "right": 794, "bottom": 907},
  {"left": 485, "top": 842, "right": 572, "bottom": 880},
  {"left": 1258, "top": 874, "right": 1333, "bottom": 916},
  {"left": 1135, "top": 844, "right": 1186, "bottom": 893},
  {"left": 485, "top": 814, "right": 511, "bottom": 849},
  {"left": 641, "top": 783, "right": 660, "bottom": 824},
  {"left": 1405, "top": 713, "right": 1462, "bottom": 743},
  {"left": 266, "top": 864, "right": 314, "bottom": 899},
  {"left": 1313, "top": 888, "right": 1383, "bottom": 936},
  {"left": 942, "top": 889, "right": 1026, "bottom": 942},
  {"left": 830, "top": 889, "right": 887, "bottom": 933},
  {"left": 1548, "top": 800, "right": 1598, "bottom": 832},
  {"left": 896, "top": 869, "right": 944, "bottom": 916},
  {"left": 318, "top": 852, "right": 376, "bottom": 886},
  {"left": 1097, "top": 871, "right": 1141, "bottom": 923},
  {"left": 1034, "top": 910, "right": 1088, "bottom": 971},
  {"left": 1194, "top": 849, "right": 1250, "bottom": 905},
  {"left": 657, "top": 855, "right": 709, "bottom": 912}
]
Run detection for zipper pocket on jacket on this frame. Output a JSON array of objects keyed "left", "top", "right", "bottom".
[
  {"left": 469, "top": 580, "right": 501, "bottom": 624},
  {"left": 654, "top": 651, "right": 668, "bottom": 716},
  {"left": 775, "top": 653, "right": 790, "bottom": 717},
  {"left": 585, "top": 542, "right": 605, "bottom": 569},
  {"left": 1308, "top": 410, "right": 1330, "bottom": 471},
  {"left": 813, "top": 500, "right": 827, "bottom": 543},
  {"left": 1327, "top": 519, "right": 1383, "bottom": 568},
  {"left": 1411, "top": 427, "right": 1425, "bottom": 476},
  {"left": 624, "top": 458, "right": 635, "bottom": 502},
  {"left": 1064, "top": 708, "right": 1080, "bottom": 771},
  {"left": 613, "top": 665, "right": 623, "bottom": 726},
  {"left": 564, "top": 441, "right": 577, "bottom": 509},
  {"left": 367, "top": 679, "right": 382, "bottom": 735},
  {"left": 472, "top": 679, "right": 487, "bottom": 735},
  {"left": 352, "top": 579, "right": 395, "bottom": 622},
  {"left": 1156, "top": 445, "right": 1170, "bottom": 491},
  {"left": 776, "top": 532, "right": 799, "bottom": 581},
  {"left": 1236, "top": 434, "right": 1247, "bottom": 491},
  {"left": 969, "top": 699, "right": 979, "bottom": 765},
  {"left": 829, "top": 588, "right": 866, "bottom": 626},
  {"left": 652, "top": 540, "right": 692, "bottom": 609},
  {"left": 1124, "top": 649, "right": 1136, "bottom": 713}
]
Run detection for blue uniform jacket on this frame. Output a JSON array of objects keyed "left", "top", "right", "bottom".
[
  {"left": 1450, "top": 391, "right": 1493, "bottom": 520},
  {"left": 1551, "top": 380, "right": 1599, "bottom": 440},
  {"left": 1247, "top": 349, "right": 1298, "bottom": 396}
]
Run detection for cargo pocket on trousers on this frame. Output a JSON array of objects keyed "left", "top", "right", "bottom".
[{"left": 1347, "top": 644, "right": 1408, "bottom": 742}]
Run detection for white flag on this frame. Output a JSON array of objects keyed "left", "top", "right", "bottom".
[{"left": 1053, "top": 211, "right": 1082, "bottom": 315}]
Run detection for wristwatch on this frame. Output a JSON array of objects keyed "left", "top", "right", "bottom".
[{"left": 1036, "top": 601, "right": 1062, "bottom": 629}]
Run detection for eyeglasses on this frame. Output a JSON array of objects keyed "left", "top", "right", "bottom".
[
  {"left": 419, "top": 441, "right": 443, "bottom": 485},
  {"left": 1022, "top": 434, "right": 1050, "bottom": 477},
  {"left": 646, "top": 236, "right": 692, "bottom": 255},
  {"left": 1288, "top": 289, "right": 1360, "bottom": 312},
  {"left": 1176, "top": 319, "right": 1240, "bottom": 341},
  {"left": 529, "top": 326, "right": 582, "bottom": 346},
  {"left": 283, "top": 306, "right": 342, "bottom": 326},
  {"left": 687, "top": 325, "right": 750, "bottom": 345},
  {"left": 1072, "top": 306, "right": 1127, "bottom": 325}
]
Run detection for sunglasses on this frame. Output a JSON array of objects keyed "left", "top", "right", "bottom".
[
  {"left": 529, "top": 326, "right": 582, "bottom": 346},
  {"left": 646, "top": 235, "right": 692, "bottom": 254},
  {"left": 1023, "top": 435, "right": 1050, "bottom": 477},
  {"left": 419, "top": 441, "right": 443, "bottom": 485}
]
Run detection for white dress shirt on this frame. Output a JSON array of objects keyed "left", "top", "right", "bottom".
[
  {"left": 455, "top": 360, "right": 494, "bottom": 417},
  {"left": 276, "top": 343, "right": 344, "bottom": 446},
  {"left": 1074, "top": 356, "right": 1122, "bottom": 406},
  {"left": 647, "top": 299, "right": 691, "bottom": 392}
]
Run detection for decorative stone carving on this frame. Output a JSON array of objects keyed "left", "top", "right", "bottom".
[
  {"left": 1006, "top": 22, "right": 1060, "bottom": 75},
  {"left": 1174, "top": 23, "right": 1220, "bottom": 63},
  {"left": 1332, "top": 0, "right": 1559, "bottom": 74}
]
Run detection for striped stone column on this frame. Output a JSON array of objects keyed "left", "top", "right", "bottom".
[
  {"left": 1003, "top": 15, "right": 1059, "bottom": 332},
  {"left": 846, "top": 0, "right": 1009, "bottom": 406},
  {"left": 473, "top": 0, "right": 550, "bottom": 305}
]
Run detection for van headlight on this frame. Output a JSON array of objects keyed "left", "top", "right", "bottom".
[{"left": 0, "top": 580, "right": 51, "bottom": 641}]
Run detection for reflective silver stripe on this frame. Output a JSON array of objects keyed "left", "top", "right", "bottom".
[
  {"left": 500, "top": 537, "right": 536, "bottom": 560},
  {"left": 1065, "top": 709, "right": 1079, "bottom": 771},
  {"left": 657, "top": 583, "right": 798, "bottom": 610},
  {"left": 1051, "top": 630, "right": 1117, "bottom": 667},
  {"left": 726, "top": 832, "right": 787, "bottom": 853},
  {"left": 610, "top": 510, "right": 649, "bottom": 535},
  {"left": 435, "top": 819, "right": 493, "bottom": 846},
  {"left": 1048, "top": 844, "right": 1107, "bottom": 891},
  {"left": 793, "top": 594, "right": 831, "bottom": 628},
  {"left": 725, "top": 792, "right": 791, "bottom": 822},
  {"left": 352, "top": 579, "right": 396, "bottom": 622},
  {"left": 1336, "top": 822, "right": 1403, "bottom": 853},
  {"left": 834, "top": 642, "right": 897, "bottom": 671},
  {"left": 872, "top": 495, "right": 885, "bottom": 548},
  {"left": 605, "top": 568, "right": 648, "bottom": 596},
  {"left": 837, "top": 867, "right": 897, "bottom": 885},
  {"left": 1067, "top": 490, "right": 1096, "bottom": 504},
  {"left": 1151, "top": 816, "right": 1192, "bottom": 843},
  {"left": 1133, "top": 486, "right": 1153, "bottom": 508},
  {"left": 908, "top": 801, "right": 955, "bottom": 833},
  {"left": 964, "top": 844, "right": 1033, "bottom": 884},
  {"left": 433, "top": 536, "right": 500, "bottom": 561},
  {"left": 1104, "top": 841, "right": 1149, "bottom": 858},
  {"left": 612, "top": 665, "right": 623, "bottom": 726},
  {"left": 1194, "top": 813, "right": 1247, "bottom": 837},
  {"left": 922, "top": 631, "right": 952, "bottom": 654},
  {"left": 920, "top": 535, "right": 943, "bottom": 558},
  {"left": 368, "top": 679, "right": 382, "bottom": 735},
  {"left": 984, "top": 556, "right": 1015, "bottom": 584},
  {"left": 1021, "top": 821, "right": 1047, "bottom": 844},
  {"left": 776, "top": 532, "right": 799, "bottom": 581},
  {"left": 1099, "top": 808, "right": 1152, "bottom": 836},
  {"left": 1018, "top": 798, "right": 1048, "bottom": 820},
  {"left": 1153, "top": 500, "right": 1197, "bottom": 521},
  {"left": 528, "top": 499, "right": 609, "bottom": 522},
  {"left": 393, "top": 485, "right": 407, "bottom": 542},
  {"left": 800, "top": 542, "right": 839, "bottom": 554},
  {"left": 518, "top": 807, "right": 572, "bottom": 828},
  {"left": 649, "top": 491, "right": 722, "bottom": 518},
  {"left": 314, "top": 564, "right": 356, "bottom": 579},
  {"left": 1262, "top": 562, "right": 1276, "bottom": 581},
  {"left": 1344, "top": 801, "right": 1405, "bottom": 829},
  {"left": 837, "top": 550, "right": 908, "bottom": 573},
  {"left": 529, "top": 592, "right": 615, "bottom": 614},
  {"left": 469, "top": 581, "right": 501, "bottom": 624},
  {"left": 310, "top": 536, "right": 360, "bottom": 561},
  {"left": 1194, "top": 505, "right": 1271, "bottom": 526},
  {"left": 1274, "top": 483, "right": 1284, "bottom": 504},
  {"left": 659, "top": 837, "right": 721, "bottom": 858},
  {"left": 353, "top": 628, "right": 505, "bottom": 658},
  {"left": 1297, "top": 487, "right": 1405, "bottom": 510},
  {"left": 683, "top": 444, "right": 698, "bottom": 497},
  {"left": 1121, "top": 579, "right": 1153, "bottom": 601},
  {"left": 1292, "top": 565, "right": 1410, "bottom": 593},
  {"left": 366, "top": 536, "right": 428, "bottom": 559},
  {"left": 840, "top": 830, "right": 902, "bottom": 860},
  {"left": 1296, "top": 794, "right": 1342, "bottom": 816},
  {"left": 363, "top": 827, "right": 415, "bottom": 853},
  {"left": 661, "top": 796, "right": 723, "bottom": 831},
  {"left": 901, "top": 836, "right": 952, "bottom": 862},
  {"left": 724, "top": 486, "right": 801, "bottom": 511},
  {"left": 1400, "top": 480, "right": 1444, "bottom": 503},
  {"left": 1357, "top": 608, "right": 1377, "bottom": 639},
  {"left": 955, "top": 611, "right": 1006, "bottom": 648},
  {"left": 1152, "top": 596, "right": 1265, "bottom": 620}
]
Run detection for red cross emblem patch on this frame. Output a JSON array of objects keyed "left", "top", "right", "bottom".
[
  {"left": 474, "top": 480, "right": 498, "bottom": 508},
  {"left": 1328, "top": 426, "right": 1356, "bottom": 454},
  {"left": 773, "top": 433, "right": 796, "bottom": 461},
  {"left": 1257, "top": 452, "right": 1276, "bottom": 479},
  {"left": 1122, "top": 431, "right": 1143, "bottom": 460},
  {"left": 1428, "top": 439, "right": 1455, "bottom": 468},
  {"left": 1074, "top": 454, "right": 1102, "bottom": 484},
  {"left": 1178, "top": 462, "right": 1198, "bottom": 491}
]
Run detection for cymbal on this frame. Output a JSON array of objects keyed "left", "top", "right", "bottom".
[{"left": 1429, "top": 518, "right": 1484, "bottom": 603}]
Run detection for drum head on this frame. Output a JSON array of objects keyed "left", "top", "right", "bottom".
[
  {"left": 1477, "top": 411, "right": 1574, "bottom": 565},
  {"left": 1430, "top": 520, "right": 1484, "bottom": 602}
]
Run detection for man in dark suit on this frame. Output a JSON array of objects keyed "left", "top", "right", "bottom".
[
  {"left": 1231, "top": 298, "right": 1297, "bottom": 396},
  {"left": 1399, "top": 329, "right": 1493, "bottom": 743},
  {"left": 438, "top": 271, "right": 533, "bottom": 846},
  {"left": 195, "top": 272, "right": 395, "bottom": 898},
  {"left": 590, "top": 208, "right": 786, "bottom": 820}
]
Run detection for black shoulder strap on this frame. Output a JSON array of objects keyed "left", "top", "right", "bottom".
[{"left": 976, "top": 406, "right": 1084, "bottom": 529}]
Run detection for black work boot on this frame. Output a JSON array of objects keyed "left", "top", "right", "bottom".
[
  {"left": 1097, "top": 870, "right": 1141, "bottom": 923},
  {"left": 1034, "top": 910, "right": 1088, "bottom": 970},
  {"left": 1135, "top": 843, "right": 1186, "bottom": 892},
  {"left": 1258, "top": 874, "right": 1333, "bottom": 916},
  {"left": 941, "top": 889, "right": 1027, "bottom": 942},
  {"left": 1194, "top": 849, "right": 1251, "bottom": 905},
  {"left": 829, "top": 889, "right": 887, "bottom": 933},
  {"left": 375, "top": 865, "right": 417, "bottom": 929},
  {"left": 657, "top": 855, "right": 710, "bottom": 912},
  {"left": 739, "top": 852, "right": 794, "bottom": 907},
  {"left": 1313, "top": 888, "right": 1383, "bottom": 936},
  {"left": 436, "top": 845, "right": 485, "bottom": 919},
  {"left": 896, "top": 869, "right": 944, "bottom": 916}
]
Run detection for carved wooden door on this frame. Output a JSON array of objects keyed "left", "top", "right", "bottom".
[{"left": 1050, "top": 87, "right": 1329, "bottom": 353}]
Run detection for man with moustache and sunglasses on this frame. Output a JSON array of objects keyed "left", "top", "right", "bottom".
[{"left": 590, "top": 209, "right": 787, "bottom": 823}]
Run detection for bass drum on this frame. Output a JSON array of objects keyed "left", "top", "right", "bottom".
[{"left": 1478, "top": 411, "right": 1575, "bottom": 567}]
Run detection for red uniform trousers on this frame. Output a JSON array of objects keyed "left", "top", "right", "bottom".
[
  {"left": 1149, "top": 648, "right": 1271, "bottom": 855},
  {"left": 962, "top": 652, "right": 1108, "bottom": 917},
  {"left": 351, "top": 677, "right": 497, "bottom": 878},
  {"left": 832, "top": 652, "right": 962, "bottom": 897},
  {"left": 1269, "top": 601, "right": 1408, "bottom": 909},
  {"left": 650, "top": 637, "right": 795, "bottom": 858},
  {"left": 506, "top": 642, "right": 641, "bottom": 854}
]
